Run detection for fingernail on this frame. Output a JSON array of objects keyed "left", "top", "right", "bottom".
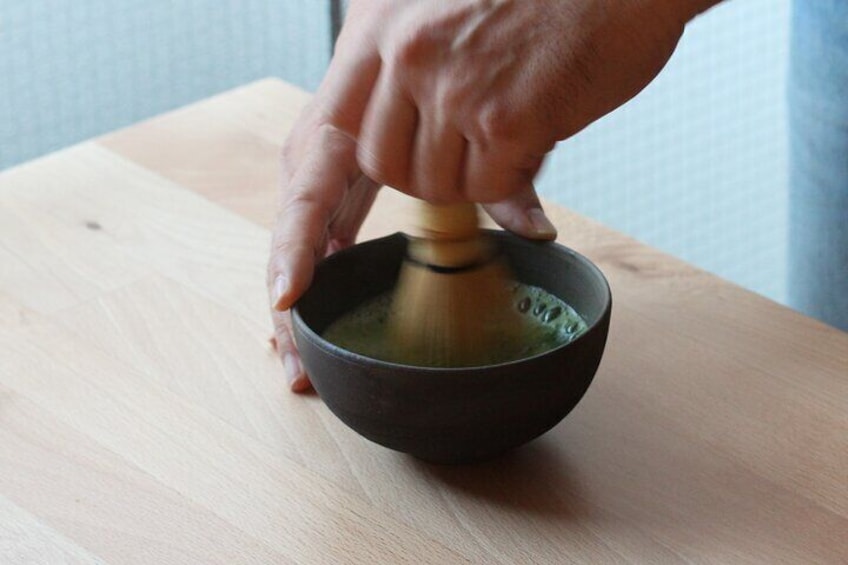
[
  {"left": 527, "top": 208, "right": 557, "bottom": 239},
  {"left": 272, "top": 273, "right": 289, "bottom": 311},
  {"left": 283, "top": 352, "right": 303, "bottom": 387}
]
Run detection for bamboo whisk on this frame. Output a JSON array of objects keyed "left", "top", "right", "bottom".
[{"left": 389, "top": 202, "right": 523, "bottom": 367}]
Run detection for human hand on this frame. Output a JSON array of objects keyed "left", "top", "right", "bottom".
[
  {"left": 268, "top": 0, "right": 698, "bottom": 391},
  {"left": 326, "top": 0, "right": 695, "bottom": 202},
  {"left": 267, "top": 108, "right": 380, "bottom": 392}
]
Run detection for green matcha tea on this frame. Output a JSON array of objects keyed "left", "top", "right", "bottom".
[{"left": 322, "top": 283, "right": 588, "bottom": 366}]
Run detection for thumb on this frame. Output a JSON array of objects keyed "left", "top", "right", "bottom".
[{"left": 482, "top": 182, "right": 558, "bottom": 241}]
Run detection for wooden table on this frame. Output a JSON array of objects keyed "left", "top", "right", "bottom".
[{"left": 1, "top": 78, "right": 846, "bottom": 564}]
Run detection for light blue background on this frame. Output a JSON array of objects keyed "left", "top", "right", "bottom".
[
  {"left": 537, "top": 0, "right": 790, "bottom": 302},
  {"left": 0, "top": 1, "right": 330, "bottom": 166},
  {"left": 0, "top": 1, "right": 789, "bottom": 304}
]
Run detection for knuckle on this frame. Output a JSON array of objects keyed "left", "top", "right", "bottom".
[
  {"left": 281, "top": 181, "right": 336, "bottom": 225},
  {"left": 474, "top": 100, "right": 523, "bottom": 143},
  {"left": 392, "top": 25, "right": 438, "bottom": 68},
  {"left": 357, "top": 145, "right": 404, "bottom": 190},
  {"left": 312, "top": 122, "right": 351, "bottom": 156},
  {"left": 355, "top": 144, "right": 381, "bottom": 179},
  {"left": 271, "top": 235, "right": 318, "bottom": 262}
]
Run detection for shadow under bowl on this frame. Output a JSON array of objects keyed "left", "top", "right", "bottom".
[{"left": 292, "top": 230, "right": 612, "bottom": 464}]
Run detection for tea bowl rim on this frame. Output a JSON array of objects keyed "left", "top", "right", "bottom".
[{"left": 291, "top": 230, "right": 611, "bottom": 374}]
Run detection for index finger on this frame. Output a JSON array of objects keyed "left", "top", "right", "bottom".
[
  {"left": 269, "top": 124, "right": 362, "bottom": 312},
  {"left": 314, "top": 20, "right": 382, "bottom": 138}
]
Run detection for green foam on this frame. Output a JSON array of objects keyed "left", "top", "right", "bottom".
[{"left": 322, "top": 283, "right": 587, "bottom": 367}]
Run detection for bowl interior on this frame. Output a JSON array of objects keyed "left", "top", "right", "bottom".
[{"left": 295, "top": 231, "right": 610, "bottom": 363}]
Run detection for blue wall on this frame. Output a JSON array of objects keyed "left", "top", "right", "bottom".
[{"left": 0, "top": 0, "right": 330, "bottom": 168}]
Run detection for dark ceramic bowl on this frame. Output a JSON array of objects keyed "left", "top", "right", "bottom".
[{"left": 292, "top": 230, "right": 612, "bottom": 464}]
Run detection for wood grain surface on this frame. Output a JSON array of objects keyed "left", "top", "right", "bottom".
[{"left": 0, "top": 78, "right": 846, "bottom": 564}]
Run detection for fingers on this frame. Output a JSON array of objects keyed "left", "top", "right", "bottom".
[
  {"left": 316, "top": 23, "right": 382, "bottom": 137},
  {"left": 359, "top": 78, "right": 540, "bottom": 205},
  {"left": 483, "top": 182, "right": 558, "bottom": 240},
  {"left": 270, "top": 310, "right": 311, "bottom": 392},
  {"left": 358, "top": 69, "right": 468, "bottom": 202},
  {"left": 460, "top": 137, "right": 546, "bottom": 202},
  {"left": 270, "top": 177, "right": 379, "bottom": 395},
  {"left": 269, "top": 124, "right": 360, "bottom": 313},
  {"left": 328, "top": 176, "right": 381, "bottom": 250},
  {"left": 410, "top": 109, "right": 467, "bottom": 202},
  {"left": 357, "top": 70, "right": 418, "bottom": 190},
  {"left": 271, "top": 116, "right": 378, "bottom": 395}
]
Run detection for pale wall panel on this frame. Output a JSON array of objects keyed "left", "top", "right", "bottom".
[
  {"left": 537, "top": 1, "right": 789, "bottom": 302},
  {"left": 0, "top": 0, "right": 331, "bottom": 169}
]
